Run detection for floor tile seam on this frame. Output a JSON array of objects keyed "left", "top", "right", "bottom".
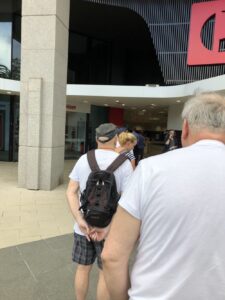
[
  {"left": 16, "top": 245, "right": 38, "bottom": 283},
  {"left": 0, "top": 232, "right": 73, "bottom": 249},
  {"left": 0, "top": 222, "right": 73, "bottom": 233}
]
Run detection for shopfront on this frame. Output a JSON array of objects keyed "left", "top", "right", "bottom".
[
  {"left": 0, "top": 95, "right": 19, "bottom": 161},
  {"left": 65, "top": 102, "right": 90, "bottom": 159}
]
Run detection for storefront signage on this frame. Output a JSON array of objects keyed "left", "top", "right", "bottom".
[
  {"left": 66, "top": 104, "right": 76, "bottom": 111},
  {"left": 187, "top": 0, "right": 225, "bottom": 65}
]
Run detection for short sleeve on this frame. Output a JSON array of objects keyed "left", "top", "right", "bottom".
[
  {"left": 119, "top": 159, "right": 134, "bottom": 193},
  {"left": 119, "top": 162, "right": 144, "bottom": 220},
  {"left": 69, "top": 155, "right": 86, "bottom": 182}
]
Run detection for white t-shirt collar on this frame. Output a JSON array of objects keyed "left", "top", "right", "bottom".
[{"left": 193, "top": 139, "right": 225, "bottom": 147}]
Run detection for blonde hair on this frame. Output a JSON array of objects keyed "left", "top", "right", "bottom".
[{"left": 118, "top": 132, "right": 137, "bottom": 146}]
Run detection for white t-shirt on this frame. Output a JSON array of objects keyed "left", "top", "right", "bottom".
[
  {"left": 69, "top": 149, "right": 133, "bottom": 235},
  {"left": 119, "top": 140, "right": 225, "bottom": 300}
]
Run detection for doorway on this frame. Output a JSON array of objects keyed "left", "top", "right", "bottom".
[{"left": 0, "top": 95, "right": 19, "bottom": 161}]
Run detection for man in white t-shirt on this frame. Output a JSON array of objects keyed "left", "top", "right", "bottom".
[
  {"left": 100, "top": 93, "right": 225, "bottom": 300},
  {"left": 66, "top": 123, "right": 133, "bottom": 300}
]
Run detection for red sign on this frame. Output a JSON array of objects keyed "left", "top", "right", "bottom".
[
  {"left": 66, "top": 104, "right": 76, "bottom": 111},
  {"left": 187, "top": 0, "right": 225, "bottom": 65}
]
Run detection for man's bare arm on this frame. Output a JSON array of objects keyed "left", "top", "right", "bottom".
[
  {"left": 66, "top": 179, "right": 90, "bottom": 238},
  {"left": 101, "top": 205, "right": 140, "bottom": 300}
]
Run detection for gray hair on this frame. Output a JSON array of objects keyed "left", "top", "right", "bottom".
[{"left": 182, "top": 93, "right": 225, "bottom": 132}]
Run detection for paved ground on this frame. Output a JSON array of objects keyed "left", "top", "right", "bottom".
[
  {"left": 0, "top": 161, "right": 75, "bottom": 249},
  {"left": 0, "top": 160, "right": 99, "bottom": 300},
  {"left": 0, "top": 145, "right": 162, "bottom": 299},
  {"left": 0, "top": 234, "right": 99, "bottom": 300}
]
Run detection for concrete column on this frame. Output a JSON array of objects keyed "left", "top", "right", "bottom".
[{"left": 18, "top": 0, "right": 70, "bottom": 190}]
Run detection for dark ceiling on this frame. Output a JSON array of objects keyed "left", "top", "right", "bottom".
[
  {"left": 0, "top": 0, "right": 21, "bottom": 14},
  {"left": 69, "top": 0, "right": 152, "bottom": 45}
]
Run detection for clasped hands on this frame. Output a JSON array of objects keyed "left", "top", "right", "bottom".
[{"left": 78, "top": 216, "right": 110, "bottom": 242}]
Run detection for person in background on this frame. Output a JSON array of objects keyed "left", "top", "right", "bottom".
[
  {"left": 132, "top": 128, "right": 145, "bottom": 165},
  {"left": 66, "top": 123, "right": 133, "bottom": 300},
  {"left": 100, "top": 93, "right": 225, "bottom": 300},
  {"left": 163, "top": 129, "right": 178, "bottom": 152},
  {"left": 116, "top": 131, "right": 137, "bottom": 169}
]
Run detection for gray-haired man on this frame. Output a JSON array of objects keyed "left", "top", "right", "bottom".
[{"left": 101, "top": 93, "right": 225, "bottom": 300}]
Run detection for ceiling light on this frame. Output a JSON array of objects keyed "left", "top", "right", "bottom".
[
  {"left": 142, "top": 109, "right": 147, "bottom": 112},
  {"left": 138, "top": 111, "right": 145, "bottom": 115},
  {"left": 104, "top": 104, "right": 108, "bottom": 106},
  {"left": 115, "top": 100, "right": 120, "bottom": 103},
  {"left": 6, "top": 91, "right": 12, "bottom": 94},
  {"left": 122, "top": 104, "right": 125, "bottom": 107},
  {"left": 149, "top": 117, "right": 160, "bottom": 120},
  {"left": 176, "top": 100, "right": 181, "bottom": 103},
  {"left": 83, "top": 100, "right": 88, "bottom": 103}
]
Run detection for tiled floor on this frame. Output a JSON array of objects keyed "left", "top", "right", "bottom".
[
  {"left": 0, "top": 160, "right": 75, "bottom": 249},
  {"left": 0, "top": 149, "right": 161, "bottom": 299},
  {"left": 0, "top": 160, "right": 99, "bottom": 300},
  {"left": 0, "top": 234, "right": 99, "bottom": 300}
]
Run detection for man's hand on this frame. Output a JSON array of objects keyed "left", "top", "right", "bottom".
[
  {"left": 66, "top": 180, "right": 92, "bottom": 241},
  {"left": 77, "top": 216, "right": 91, "bottom": 241},
  {"left": 89, "top": 225, "right": 110, "bottom": 241}
]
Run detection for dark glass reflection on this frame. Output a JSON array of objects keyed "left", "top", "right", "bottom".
[
  {"left": 0, "top": 96, "right": 10, "bottom": 160},
  {"left": 0, "top": 22, "right": 12, "bottom": 78},
  {"left": 12, "top": 13, "right": 21, "bottom": 80},
  {"left": 0, "top": 0, "right": 21, "bottom": 80}
]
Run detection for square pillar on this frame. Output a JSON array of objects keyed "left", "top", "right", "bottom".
[{"left": 18, "top": 0, "right": 70, "bottom": 190}]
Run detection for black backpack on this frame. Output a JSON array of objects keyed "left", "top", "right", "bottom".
[{"left": 79, "top": 150, "right": 128, "bottom": 228}]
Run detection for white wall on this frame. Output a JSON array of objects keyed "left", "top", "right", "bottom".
[
  {"left": 66, "top": 102, "right": 90, "bottom": 113},
  {"left": 167, "top": 104, "right": 184, "bottom": 130}
]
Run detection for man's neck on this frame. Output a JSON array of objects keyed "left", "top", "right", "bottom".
[
  {"left": 96, "top": 138, "right": 116, "bottom": 150},
  {"left": 186, "top": 130, "right": 225, "bottom": 146},
  {"left": 97, "top": 146, "right": 115, "bottom": 151}
]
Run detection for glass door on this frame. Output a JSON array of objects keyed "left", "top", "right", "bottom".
[
  {"left": 65, "top": 112, "right": 87, "bottom": 159},
  {"left": 0, "top": 97, "right": 10, "bottom": 161}
]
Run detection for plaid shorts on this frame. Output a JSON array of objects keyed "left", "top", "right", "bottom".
[{"left": 72, "top": 232, "right": 104, "bottom": 269}]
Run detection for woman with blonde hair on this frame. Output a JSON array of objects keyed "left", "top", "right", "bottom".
[{"left": 116, "top": 131, "right": 137, "bottom": 169}]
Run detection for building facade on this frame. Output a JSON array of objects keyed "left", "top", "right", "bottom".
[{"left": 0, "top": 0, "right": 224, "bottom": 189}]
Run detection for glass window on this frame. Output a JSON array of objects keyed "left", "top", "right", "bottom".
[
  {"left": 65, "top": 112, "right": 87, "bottom": 159},
  {"left": 0, "top": 21, "right": 12, "bottom": 78},
  {"left": 68, "top": 32, "right": 110, "bottom": 84},
  {"left": 0, "top": 96, "right": 10, "bottom": 161},
  {"left": 0, "top": 0, "right": 21, "bottom": 80},
  {"left": 12, "top": 11, "right": 21, "bottom": 80}
]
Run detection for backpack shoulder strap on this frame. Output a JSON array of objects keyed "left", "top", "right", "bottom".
[
  {"left": 87, "top": 150, "right": 100, "bottom": 171},
  {"left": 106, "top": 154, "right": 128, "bottom": 173}
]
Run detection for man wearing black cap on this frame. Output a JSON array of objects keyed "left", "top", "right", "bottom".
[{"left": 66, "top": 123, "right": 133, "bottom": 300}]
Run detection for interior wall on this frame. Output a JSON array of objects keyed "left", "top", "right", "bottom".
[
  {"left": 167, "top": 104, "right": 184, "bottom": 130},
  {"left": 108, "top": 107, "right": 124, "bottom": 126}
]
